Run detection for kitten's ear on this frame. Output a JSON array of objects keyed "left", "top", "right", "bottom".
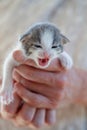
[
  {"left": 19, "top": 33, "right": 32, "bottom": 43},
  {"left": 60, "top": 34, "right": 70, "bottom": 44}
]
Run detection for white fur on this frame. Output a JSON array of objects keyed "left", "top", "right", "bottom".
[
  {"left": 0, "top": 52, "right": 19, "bottom": 104},
  {"left": 41, "top": 30, "right": 53, "bottom": 49},
  {"left": 59, "top": 51, "right": 73, "bottom": 69}
]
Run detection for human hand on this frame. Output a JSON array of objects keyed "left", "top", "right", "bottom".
[
  {"left": 12, "top": 50, "right": 78, "bottom": 128},
  {"left": 0, "top": 51, "right": 56, "bottom": 128},
  {"left": 1, "top": 96, "right": 56, "bottom": 128},
  {"left": 13, "top": 50, "right": 76, "bottom": 109},
  {"left": 0, "top": 81, "right": 56, "bottom": 128},
  {"left": 0, "top": 49, "right": 86, "bottom": 128},
  {"left": 12, "top": 50, "right": 62, "bottom": 128}
]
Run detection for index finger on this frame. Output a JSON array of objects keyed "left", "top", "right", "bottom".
[
  {"left": 13, "top": 50, "right": 63, "bottom": 72},
  {"left": 13, "top": 65, "right": 58, "bottom": 86},
  {"left": 14, "top": 83, "right": 57, "bottom": 109}
]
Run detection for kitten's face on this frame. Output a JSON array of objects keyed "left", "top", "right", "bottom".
[{"left": 20, "top": 23, "right": 69, "bottom": 68}]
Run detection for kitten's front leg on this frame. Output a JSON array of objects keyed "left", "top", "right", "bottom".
[
  {"left": 0, "top": 52, "right": 18, "bottom": 104},
  {"left": 58, "top": 51, "right": 73, "bottom": 69}
]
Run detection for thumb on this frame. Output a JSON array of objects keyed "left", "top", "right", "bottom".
[
  {"left": 13, "top": 50, "right": 36, "bottom": 66},
  {"left": 13, "top": 50, "right": 26, "bottom": 63}
]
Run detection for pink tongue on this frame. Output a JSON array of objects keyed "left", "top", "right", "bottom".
[{"left": 38, "top": 58, "right": 49, "bottom": 66}]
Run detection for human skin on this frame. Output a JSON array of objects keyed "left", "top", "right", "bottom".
[
  {"left": 0, "top": 51, "right": 57, "bottom": 128},
  {"left": 0, "top": 79, "right": 56, "bottom": 128},
  {"left": 1, "top": 50, "right": 87, "bottom": 128}
]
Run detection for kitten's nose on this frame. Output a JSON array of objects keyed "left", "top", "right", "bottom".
[{"left": 43, "top": 52, "right": 50, "bottom": 59}]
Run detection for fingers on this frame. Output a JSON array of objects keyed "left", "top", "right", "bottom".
[
  {"left": 13, "top": 71, "right": 62, "bottom": 99},
  {"left": 14, "top": 104, "right": 36, "bottom": 127},
  {"left": 30, "top": 109, "right": 56, "bottom": 126},
  {"left": 12, "top": 104, "right": 56, "bottom": 128},
  {"left": 13, "top": 65, "right": 58, "bottom": 86},
  {"left": 14, "top": 83, "right": 56, "bottom": 109},
  {"left": 13, "top": 64, "right": 66, "bottom": 87},
  {"left": 46, "top": 109, "right": 56, "bottom": 125},
  {"left": 1, "top": 94, "right": 21, "bottom": 119},
  {"left": 13, "top": 50, "right": 63, "bottom": 72},
  {"left": 32, "top": 109, "right": 46, "bottom": 128}
]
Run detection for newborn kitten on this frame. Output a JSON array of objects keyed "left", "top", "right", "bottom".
[{"left": 0, "top": 22, "right": 73, "bottom": 104}]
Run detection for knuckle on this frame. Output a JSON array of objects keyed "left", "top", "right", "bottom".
[
  {"left": 20, "top": 113, "right": 31, "bottom": 123},
  {"left": 54, "top": 92, "right": 60, "bottom": 99},
  {"left": 53, "top": 88, "right": 64, "bottom": 101},
  {"left": 32, "top": 96, "right": 48, "bottom": 108},
  {"left": 50, "top": 74, "right": 67, "bottom": 88},
  {"left": 19, "top": 87, "right": 26, "bottom": 98},
  {"left": 25, "top": 68, "right": 34, "bottom": 79},
  {"left": 19, "top": 90, "right": 24, "bottom": 97},
  {"left": 32, "top": 98, "right": 41, "bottom": 106},
  {"left": 49, "top": 99, "right": 58, "bottom": 109},
  {"left": 1, "top": 107, "right": 15, "bottom": 119},
  {"left": 58, "top": 76, "right": 67, "bottom": 87},
  {"left": 21, "top": 79, "right": 30, "bottom": 87},
  {"left": 1, "top": 112, "right": 12, "bottom": 119},
  {"left": 20, "top": 78, "right": 26, "bottom": 86},
  {"left": 52, "top": 102, "right": 58, "bottom": 109},
  {"left": 49, "top": 74, "right": 56, "bottom": 85},
  {"left": 33, "top": 95, "right": 42, "bottom": 104},
  {"left": 53, "top": 101, "right": 58, "bottom": 108}
]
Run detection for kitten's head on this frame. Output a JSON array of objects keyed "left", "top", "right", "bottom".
[{"left": 19, "top": 22, "right": 69, "bottom": 68}]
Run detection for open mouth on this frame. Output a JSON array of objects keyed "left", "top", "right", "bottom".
[{"left": 38, "top": 58, "right": 49, "bottom": 66}]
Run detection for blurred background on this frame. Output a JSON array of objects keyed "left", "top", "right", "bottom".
[{"left": 0, "top": 0, "right": 87, "bottom": 130}]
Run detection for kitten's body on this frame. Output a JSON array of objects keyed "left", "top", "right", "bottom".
[{"left": 0, "top": 23, "right": 73, "bottom": 104}]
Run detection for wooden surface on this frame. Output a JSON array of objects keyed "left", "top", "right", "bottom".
[{"left": 0, "top": 0, "right": 87, "bottom": 130}]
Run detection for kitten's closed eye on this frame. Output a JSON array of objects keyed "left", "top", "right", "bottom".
[
  {"left": 52, "top": 44, "right": 63, "bottom": 54},
  {"left": 52, "top": 45, "right": 62, "bottom": 49},
  {"left": 33, "top": 44, "right": 42, "bottom": 48},
  {"left": 52, "top": 45, "right": 58, "bottom": 48}
]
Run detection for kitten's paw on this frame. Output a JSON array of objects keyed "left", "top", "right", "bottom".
[
  {"left": 0, "top": 89, "right": 14, "bottom": 105},
  {"left": 60, "top": 56, "right": 73, "bottom": 69}
]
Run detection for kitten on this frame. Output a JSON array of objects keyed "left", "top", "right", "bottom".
[{"left": 0, "top": 22, "right": 73, "bottom": 105}]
